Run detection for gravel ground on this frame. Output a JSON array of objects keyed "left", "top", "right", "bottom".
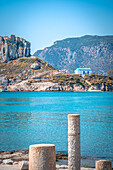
[{"left": 0, "top": 165, "right": 95, "bottom": 170}]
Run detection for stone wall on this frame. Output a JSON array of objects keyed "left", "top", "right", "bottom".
[{"left": 0, "top": 35, "right": 31, "bottom": 62}]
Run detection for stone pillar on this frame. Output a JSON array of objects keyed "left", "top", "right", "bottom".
[
  {"left": 29, "top": 144, "right": 56, "bottom": 170},
  {"left": 5, "top": 43, "right": 9, "bottom": 62},
  {"left": 26, "top": 42, "right": 30, "bottom": 57},
  {"left": 1, "top": 44, "right": 4, "bottom": 60},
  {"left": 96, "top": 160, "right": 112, "bottom": 170},
  {"left": 23, "top": 41, "right": 27, "bottom": 56},
  {"left": 68, "top": 114, "right": 80, "bottom": 170}
]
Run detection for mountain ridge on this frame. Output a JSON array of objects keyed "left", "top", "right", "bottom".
[{"left": 34, "top": 35, "right": 113, "bottom": 74}]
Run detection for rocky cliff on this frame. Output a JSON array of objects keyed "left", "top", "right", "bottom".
[
  {"left": 0, "top": 35, "right": 31, "bottom": 62},
  {"left": 34, "top": 35, "right": 113, "bottom": 74}
]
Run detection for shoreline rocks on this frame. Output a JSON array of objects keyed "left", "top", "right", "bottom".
[
  {"left": 0, "top": 150, "right": 68, "bottom": 162},
  {"left": 7, "top": 81, "right": 113, "bottom": 92},
  {"left": 3, "top": 159, "right": 13, "bottom": 165},
  {"left": 0, "top": 150, "right": 112, "bottom": 169}
]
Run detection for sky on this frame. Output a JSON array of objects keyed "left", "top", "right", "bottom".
[{"left": 0, "top": 0, "right": 113, "bottom": 54}]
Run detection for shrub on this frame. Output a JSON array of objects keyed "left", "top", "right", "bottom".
[{"left": 26, "top": 82, "right": 31, "bottom": 86}]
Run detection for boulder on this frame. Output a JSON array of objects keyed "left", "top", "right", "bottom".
[
  {"left": 0, "top": 160, "right": 2, "bottom": 164},
  {"left": 30, "top": 71, "right": 34, "bottom": 75},
  {"left": 19, "top": 161, "right": 29, "bottom": 170},
  {"left": 18, "top": 74, "right": 22, "bottom": 77},
  {"left": 4, "top": 150, "right": 15, "bottom": 154},
  {"left": 16, "top": 76, "right": 19, "bottom": 79},
  {"left": 88, "top": 84, "right": 101, "bottom": 91},
  {"left": 0, "top": 76, "right": 9, "bottom": 85},
  {"left": 1, "top": 69, "right": 6, "bottom": 72},
  {"left": 30, "top": 63, "right": 40, "bottom": 70},
  {"left": 13, "top": 161, "right": 18, "bottom": 165},
  {"left": 3, "top": 159, "right": 13, "bottom": 165},
  {"left": 73, "top": 84, "right": 84, "bottom": 91},
  {"left": 23, "top": 70, "right": 27, "bottom": 74}
]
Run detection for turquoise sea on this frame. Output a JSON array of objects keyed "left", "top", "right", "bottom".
[{"left": 0, "top": 92, "right": 113, "bottom": 162}]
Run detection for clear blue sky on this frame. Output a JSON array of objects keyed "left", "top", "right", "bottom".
[{"left": 0, "top": 0, "right": 113, "bottom": 54}]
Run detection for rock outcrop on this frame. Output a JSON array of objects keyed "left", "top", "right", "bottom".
[
  {"left": 0, "top": 35, "right": 31, "bottom": 62},
  {"left": 0, "top": 76, "right": 9, "bottom": 85},
  {"left": 30, "top": 63, "right": 40, "bottom": 70},
  {"left": 7, "top": 81, "right": 113, "bottom": 92}
]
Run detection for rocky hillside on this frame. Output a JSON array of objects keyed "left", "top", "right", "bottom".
[
  {"left": 0, "top": 56, "right": 58, "bottom": 91},
  {"left": 0, "top": 56, "right": 113, "bottom": 92},
  {"left": 34, "top": 35, "right": 113, "bottom": 74}
]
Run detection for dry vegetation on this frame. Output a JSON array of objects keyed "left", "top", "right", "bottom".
[
  {"left": 0, "top": 56, "right": 57, "bottom": 82},
  {"left": 84, "top": 74, "right": 113, "bottom": 86},
  {"left": 0, "top": 56, "right": 113, "bottom": 91}
]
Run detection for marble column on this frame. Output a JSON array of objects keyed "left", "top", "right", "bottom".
[
  {"left": 29, "top": 144, "right": 56, "bottom": 170},
  {"left": 96, "top": 160, "right": 112, "bottom": 170},
  {"left": 68, "top": 114, "right": 80, "bottom": 170}
]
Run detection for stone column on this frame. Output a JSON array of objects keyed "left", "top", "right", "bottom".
[
  {"left": 96, "top": 160, "right": 112, "bottom": 170},
  {"left": 29, "top": 144, "right": 56, "bottom": 170},
  {"left": 68, "top": 114, "right": 80, "bottom": 170}
]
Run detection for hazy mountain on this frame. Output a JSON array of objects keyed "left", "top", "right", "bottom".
[{"left": 34, "top": 35, "right": 113, "bottom": 74}]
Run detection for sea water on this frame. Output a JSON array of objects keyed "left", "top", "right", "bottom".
[{"left": 0, "top": 91, "right": 113, "bottom": 161}]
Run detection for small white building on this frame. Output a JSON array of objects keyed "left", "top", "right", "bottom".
[{"left": 74, "top": 68, "right": 92, "bottom": 75}]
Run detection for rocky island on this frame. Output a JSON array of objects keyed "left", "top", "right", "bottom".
[
  {"left": 0, "top": 35, "right": 113, "bottom": 92},
  {"left": 0, "top": 55, "right": 113, "bottom": 92}
]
